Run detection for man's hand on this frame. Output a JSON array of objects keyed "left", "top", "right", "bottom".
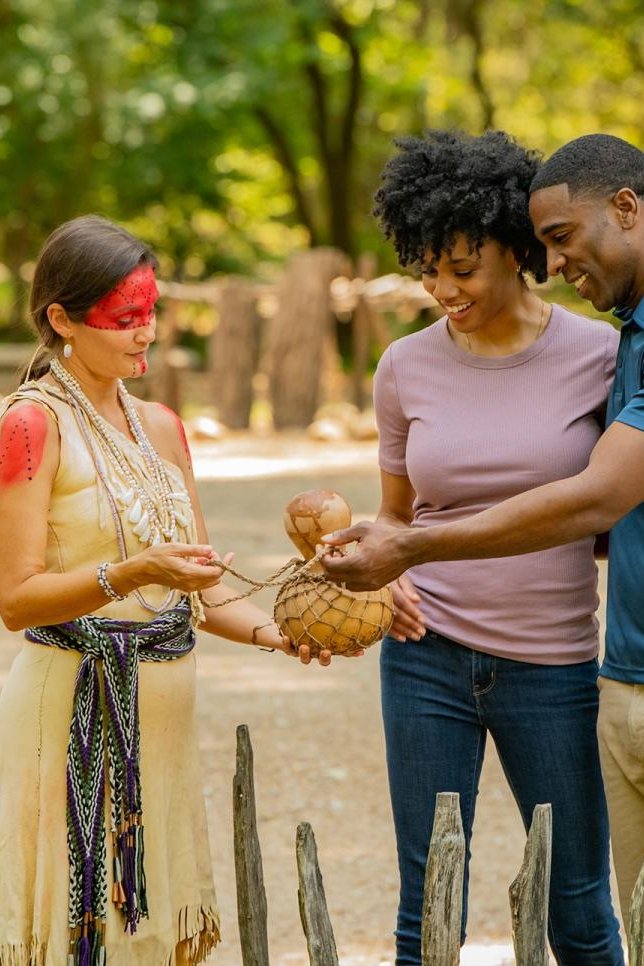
[{"left": 321, "top": 520, "right": 413, "bottom": 590}]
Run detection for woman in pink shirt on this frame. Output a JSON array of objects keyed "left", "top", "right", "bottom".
[{"left": 372, "top": 131, "right": 623, "bottom": 964}]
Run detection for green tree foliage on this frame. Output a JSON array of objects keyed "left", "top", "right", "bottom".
[{"left": 0, "top": 0, "right": 643, "bottom": 328}]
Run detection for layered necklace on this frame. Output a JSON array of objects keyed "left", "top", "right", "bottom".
[{"left": 50, "top": 357, "right": 191, "bottom": 612}]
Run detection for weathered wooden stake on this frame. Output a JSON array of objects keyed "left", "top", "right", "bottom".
[
  {"left": 233, "top": 724, "right": 270, "bottom": 965},
  {"left": 509, "top": 803, "right": 552, "bottom": 965},
  {"left": 296, "top": 822, "right": 339, "bottom": 966},
  {"left": 269, "top": 248, "right": 350, "bottom": 429},
  {"left": 421, "top": 792, "right": 465, "bottom": 965},
  {"left": 628, "top": 858, "right": 644, "bottom": 964},
  {"left": 211, "top": 278, "right": 261, "bottom": 429},
  {"left": 351, "top": 253, "right": 377, "bottom": 411}
]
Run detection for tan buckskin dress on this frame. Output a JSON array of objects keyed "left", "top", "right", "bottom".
[{"left": 0, "top": 383, "right": 219, "bottom": 965}]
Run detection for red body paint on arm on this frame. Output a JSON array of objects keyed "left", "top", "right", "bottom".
[
  {"left": 0, "top": 404, "right": 49, "bottom": 486},
  {"left": 159, "top": 404, "right": 192, "bottom": 469}
]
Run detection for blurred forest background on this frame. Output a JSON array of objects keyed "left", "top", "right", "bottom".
[{"left": 2, "top": 0, "right": 643, "bottom": 427}]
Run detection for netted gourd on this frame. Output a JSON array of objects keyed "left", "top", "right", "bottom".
[{"left": 274, "top": 489, "right": 394, "bottom": 657}]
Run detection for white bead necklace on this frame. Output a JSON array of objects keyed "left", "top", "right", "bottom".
[
  {"left": 50, "top": 357, "right": 183, "bottom": 546},
  {"left": 49, "top": 358, "right": 195, "bottom": 614}
]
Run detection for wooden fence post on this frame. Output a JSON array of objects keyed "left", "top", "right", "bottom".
[
  {"left": 351, "top": 253, "right": 377, "bottom": 412},
  {"left": 421, "top": 792, "right": 465, "bottom": 965},
  {"left": 268, "top": 248, "right": 350, "bottom": 429},
  {"left": 211, "top": 278, "right": 261, "bottom": 429},
  {"left": 296, "top": 822, "right": 339, "bottom": 966},
  {"left": 629, "top": 858, "right": 644, "bottom": 964},
  {"left": 233, "top": 724, "right": 270, "bottom": 966},
  {"left": 508, "top": 803, "right": 552, "bottom": 965}
]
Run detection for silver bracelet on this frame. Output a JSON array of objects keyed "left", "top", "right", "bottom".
[{"left": 97, "top": 562, "right": 128, "bottom": 602}]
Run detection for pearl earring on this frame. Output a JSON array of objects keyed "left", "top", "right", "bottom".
[{"left": 63, "top": 343, "right": 72, "bottom": 359}]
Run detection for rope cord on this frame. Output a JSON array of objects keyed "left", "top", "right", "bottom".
[{"left": 200, "top": 548, "right": 334, "bottom": 609}]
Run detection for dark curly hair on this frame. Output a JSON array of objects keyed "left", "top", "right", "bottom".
[
  {"left": 21, "top": 215, "right": 158, "bottom": 383},
  {"left": 373, "top": 129, "right": 547, "bottom": 282},
  {"left": 530, "top": 133, "right": 644, "bottom": 200}
]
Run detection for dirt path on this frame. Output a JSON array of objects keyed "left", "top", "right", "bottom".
[{"left": 0, "top": 434, "right": 616, "bottom": 964}]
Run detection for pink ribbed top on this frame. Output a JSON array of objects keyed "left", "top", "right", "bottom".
[{"left": 375, "top": 305, "right": 619, "bottom": 664}]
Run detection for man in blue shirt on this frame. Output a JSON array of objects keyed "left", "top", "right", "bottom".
[{"left": 323, "top": 133, "right": 644, "bottom": 918}]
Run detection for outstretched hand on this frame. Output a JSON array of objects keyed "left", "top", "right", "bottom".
[
  {"left": 253, "top": 621, "right": 363, "bottom": 666},
  {"left": 296, "top": 642, "right": 365, "bottom": 665},
  {"left": 320, "top": 520, "right": 413, "bottom": 591}
]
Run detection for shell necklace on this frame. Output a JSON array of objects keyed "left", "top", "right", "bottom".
[
  {"left": 50, "top": 358, "right": 192, "bottom": 612},
  {"left": 50, "top": 357, "right": 188, "bottom": 544}
]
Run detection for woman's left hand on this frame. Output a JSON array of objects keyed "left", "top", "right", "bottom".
[
  {"left": 295, "top": 641, "right": 365, "bottom": 666},
  {"left": 253, "top": 621, "right": 362, "bottom": 667},
  {"left": 390, "top": 574, "right": 426, "bottom": 642}
]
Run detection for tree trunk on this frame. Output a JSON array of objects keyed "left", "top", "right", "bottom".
[
  {"left": 269, "top": 248, "right": 349, "bottom": 429},
  {"left": 351, "top": 253, "right": 377, "bottom": 411},
  {"left": 211, "top": 277, "right": 260, "bottom": 429}
]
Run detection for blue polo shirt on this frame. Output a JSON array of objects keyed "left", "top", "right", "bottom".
[{"left": 602, "top": 296, "right": 644, "bottom": 682}]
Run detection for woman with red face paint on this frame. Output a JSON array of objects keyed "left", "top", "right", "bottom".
[
  {"left": 0, "top": 215, "right": 330, "bottom": 965},
  {"left": 322, "top": 131, "right": 625, "bottom": 965}
]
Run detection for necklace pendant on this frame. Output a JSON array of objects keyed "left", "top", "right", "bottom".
[
  {"left": 127, "top": 498, "right": 143, "bottom": 525},
  {"left": 132, "top": 511, "right": 150, "bottom": 540},
  {"left": 118, "top": 488, "right": 135, "bottom": 506},
  {"left": 174, "top": 508, "right": 191, "bottom": 528},
  {"left": 50, "top": 357, "right": 192, "bottom": 555}
]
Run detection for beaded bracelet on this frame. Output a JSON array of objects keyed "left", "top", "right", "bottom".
[{"left": 97, "top": 562, "right": 128, "bottom": 602}]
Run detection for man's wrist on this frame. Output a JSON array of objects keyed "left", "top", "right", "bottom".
[
  {"left": 397, "top": 525, "right": 437, "bottom": 569},
  {"left": 396, "top": 526, "right": 419, "bottom": 569}
]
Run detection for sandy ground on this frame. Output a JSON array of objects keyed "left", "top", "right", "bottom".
[{"left": 0, "top": 433, "right": 619, "bottom": 965}]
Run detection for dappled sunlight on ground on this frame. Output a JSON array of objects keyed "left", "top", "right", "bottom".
[{"left": 192, "top": 433, "right": 379, "bottom": 481}]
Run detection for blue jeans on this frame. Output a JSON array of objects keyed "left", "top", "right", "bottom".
[{"left": 380, "top": 630, "right": 623, "bottom": 966}]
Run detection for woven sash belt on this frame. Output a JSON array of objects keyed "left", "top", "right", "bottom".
[{"left": 26, "top": 598, "right": 196, "bottom": 966}]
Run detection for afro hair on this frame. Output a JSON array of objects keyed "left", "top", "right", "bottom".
[{"left": 373, "top": 129, "right": 547, "bottom": 282}]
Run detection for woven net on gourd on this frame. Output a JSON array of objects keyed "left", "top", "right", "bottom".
[{"left": 274, "top": 574, "right": 394, "bottom": 657}]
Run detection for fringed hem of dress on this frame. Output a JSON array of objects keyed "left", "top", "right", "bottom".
[
  {"left": 0, "top": 906, "right": 220, "bottom": 966},
  {"left": 0, "top": 939, "right": 47, "bottom": 965},
  {"left": 172, "top": 904, "right": 220, "bottom": 965}
]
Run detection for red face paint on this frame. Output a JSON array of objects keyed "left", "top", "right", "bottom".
[
  {"left": 85, "top": 265, "right": 159, "bottom": 331},
  {"left": 159, "top": 404, "right": 192, "bottom": 468},
  {"left": 129, "top": 355, "right": 149, "bottom": 380},
  {"left": 0, "top": 404, "right": 48, "bottom": 487}
]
